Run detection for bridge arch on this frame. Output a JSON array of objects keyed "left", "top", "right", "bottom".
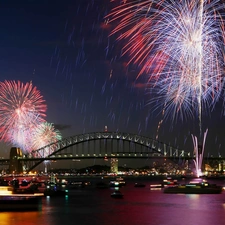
[{"left": 21, "top": 131, "right": 190, "bottom": 172}]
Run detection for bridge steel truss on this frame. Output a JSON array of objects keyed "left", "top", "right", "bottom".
[{"left": 19, "top": 132, "right": 190, "bottom": 172}]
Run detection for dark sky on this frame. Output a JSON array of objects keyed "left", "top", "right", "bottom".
[{"left": 0, "top": 0, "right": 224, "bottom": 163}]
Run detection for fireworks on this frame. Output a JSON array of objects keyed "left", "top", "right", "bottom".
[
  {"left": 31, "top": 122, "right": 62, "bottom": 157},
  {"left": 0, "top": 80, "right": 63, "bottom": 155},
  {"left": 108, "top": 0, "right": 225, "bottom": 128},
  {"left": 192, "top": 129, "right": 208, "bottom": 177},
  {"left": 0, "top": 80, "right": 63, "bottom": 156},
  {"left": 7, "top": 113, "right": 43, "bottom": 153},
  {"left": 0, "top": 80, "right": 47, "bottom": 145}
]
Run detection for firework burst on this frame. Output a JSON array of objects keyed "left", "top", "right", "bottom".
[
  {"left": 31, "top": 122, "right": 62, "bottom": 157},
  {"left": 0, "top": 80, "right": 47, "bottom": 151},
  {"left": 108, "top": 0, "right": 225, "bottom": 132},
  {"left": 7, "top": 114, "right": 44, "bottom": 153}
]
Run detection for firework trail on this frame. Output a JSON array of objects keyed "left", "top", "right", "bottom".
[
  {"left": 31, "top": 122, "right": 62, "bottom": 157},
  {"left": 192, "top": 128, "right": 208, "bottom": 177},
  {"left": 108, "top": 0, "right": 225, "bottom": 136},
  {"left": 0, "top": 80, "right": 47, "bottom": 152}
]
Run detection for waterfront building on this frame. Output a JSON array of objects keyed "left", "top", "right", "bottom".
[{"left": 111, "top": 158, "right": 118, "bottom": 174}]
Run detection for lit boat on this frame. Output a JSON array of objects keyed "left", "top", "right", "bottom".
[
  {"left": 164, "top": 180, "right": 223, "bottom": 194},
  {"left": 0, "top": 186, "right": 43, "bottom": 211},
  {"left": 109, "top": 177, "right": 126, "bottom": 187},
  {"left": 44, "top": 183, "right": 68, "bottom": 196},
  {"left": 109, "top": 180, "right": 120, "bottom": 187},
  {"left": 150, "top": 177, "right": 178, "bottom": 189},
  {"left": 67, "top": 181, "right": 85, "bottom": 189},
  {"left": 116, "top": 177, "right": 126, "bottom": 186},
  {"left": 111, "top": 190, "right": 124, "bottom": 198},
  {"left": 162, "top": 177, "right": 179, "bottom": 187}
]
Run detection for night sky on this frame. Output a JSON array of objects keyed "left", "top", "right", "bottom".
[{"left": 0, "top": 0, "right": 225, "bottom": 163}]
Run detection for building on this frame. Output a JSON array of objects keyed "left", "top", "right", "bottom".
[{"left": 111, "top": 158, "right": 118, "bottom": 174}]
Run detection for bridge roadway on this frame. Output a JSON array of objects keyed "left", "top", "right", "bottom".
[{"left": 1, "top": 131, "right": 225, "bottom": 171}]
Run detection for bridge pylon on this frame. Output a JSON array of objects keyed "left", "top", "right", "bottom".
[{"left": 9, "top": 147, "right": 23, "bottom": 174}]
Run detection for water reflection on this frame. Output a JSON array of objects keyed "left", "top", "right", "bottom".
[
  {"left": 0, "top": 211, "right": 41, "bottom": 225},
  {"left": 0, "top": 180, "right": 225, "bottom": 225}
]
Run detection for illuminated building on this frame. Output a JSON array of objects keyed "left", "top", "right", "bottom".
[{"left": 111, "top": 158, "right": 118, "bottom": 174}]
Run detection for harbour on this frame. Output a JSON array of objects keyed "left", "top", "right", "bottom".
[{"left": 0, "top": 176, "right": 225, "bottom": 225}]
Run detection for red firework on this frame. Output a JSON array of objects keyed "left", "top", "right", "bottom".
[{"left": 0, "top": 80, "right": 47, "bottom": 143}]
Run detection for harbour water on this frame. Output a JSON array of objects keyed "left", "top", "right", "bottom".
[{"left": 1, "top": 178, "right": 225, "bottom": 225}]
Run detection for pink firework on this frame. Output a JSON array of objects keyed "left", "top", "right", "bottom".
[
  {"left": 7, "top": 114, "right": 44, "bottom": 153},
  {"left": 31, "top": 122, "right": 62, "bottom": 157},
  {"left": 0, "top": 80, "right": 47, "bottom": 150}
]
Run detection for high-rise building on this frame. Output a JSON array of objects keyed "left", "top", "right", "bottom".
[{"left": 111, "top": 158, "right": 118, "bottom": 174}]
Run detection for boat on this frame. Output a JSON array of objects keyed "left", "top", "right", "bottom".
[
  {"left": 109, "top": 180, "right": 120, "bottom": 187},
  {"left": 111, "top": 190, "right": 124, "bottom": 199},
  {"left": 150, "top": 177, "right": 178, "bottom": 189},
  {"left": 162, "top": 177, "right": 179, "bottom": 187},
  {"left": 116, "top": 177, "right": 126, "bottom": 186},
  {"left": 134, "top": 183, "right": 146, "bottom": 188},
  {"left": 164, "top": 180, "right": 223, "bottom": 194},
  {"left": 44, "top": 183, "right": 68, "bottom": 196},
  {"left": 109, "top": 177, "right": 126, "bottom": 187},
  {"left": 67, "top": 181, "right": 85, "bottom": 189},
  {"left": 0, "top": 186, "right": 43, "bottom": 211}
]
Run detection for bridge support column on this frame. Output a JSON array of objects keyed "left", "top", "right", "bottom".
[
  {"left": 111, "top": 158, "right": 118, "bottom": 174},
  {"left": 9, "top": 147, "right": 23, "bottom": 174}
]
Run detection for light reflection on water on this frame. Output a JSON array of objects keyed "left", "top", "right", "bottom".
[
  {"left": 0, "top": 180, "right": 225, "bottom": 225},
  {"left": 0, "top": 211, "right": 41, "bottom": 225}
]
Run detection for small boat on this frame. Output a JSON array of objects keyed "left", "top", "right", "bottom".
[
  {"left": 116, "top": 177, "right": 126, "bottom": 186},
  {"left": 44, "top": 183, "right": 68, "bottom": 197},
  {"left": 164, "top": 180, "right": 223, "bottom": 194},
  {"left": 111, "top": 190, "right": 124, "bottom": 198},
  {"left": 67, "top": 181, "right": 85, "bottom": 189},
  {"left": 134, "top": 183, "right": 146, "bottom": 188},
  {"left": 109, "top": 177, "right": 126, "bottom": 187},
  {"left": 109, "top": 180, "right": 120, "bottom": 187},
  {"left": 162, "top": 177, "right": 179, "bottom": 187},
  {"left": 0, "top": 186, "right": 43, "bottom": 211},
  {"left": 149, "top": 183, "right": 164, "bottom": 189},
  {"left": 150, "top": 177, "right": 178, "bottom": 189}
]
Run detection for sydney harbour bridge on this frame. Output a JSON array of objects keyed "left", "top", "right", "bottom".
[{"left": 1, "top": 131, "right": 224, "bottom": 174}]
